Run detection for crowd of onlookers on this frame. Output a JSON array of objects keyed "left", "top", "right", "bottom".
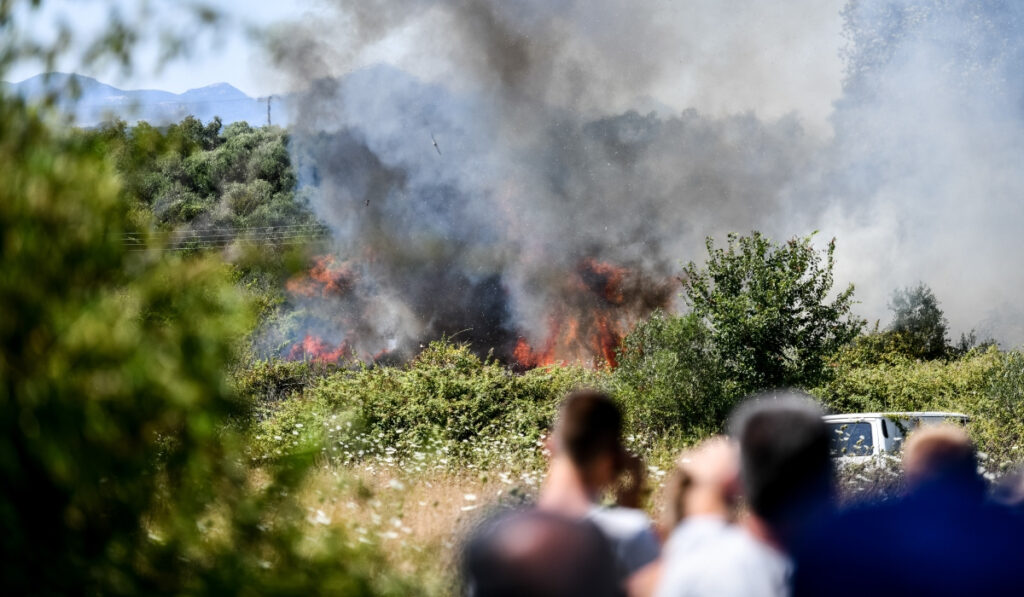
[{"left": 461, "top": 389, "right": 1024, "bottom": 596}]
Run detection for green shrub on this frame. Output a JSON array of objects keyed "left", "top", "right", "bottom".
[
  {"left": 811, "top": 345, "right": 1001, "bottom": 414},
  {"left": 234, "top": 358, "right": 338, "bottom": 409},
  {"left": 253, "top": 341, "right": 604, "bottom": 469},
  {"left": 614, "top": 311, "right": 737, "bottom": 440},
  {"left": 968, "top": 351, "right": 1024, "bottom": 471}
]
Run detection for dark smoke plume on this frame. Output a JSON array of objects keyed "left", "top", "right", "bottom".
[{"left": 264, "top": 0, "right": 1024, "bottom": 362}]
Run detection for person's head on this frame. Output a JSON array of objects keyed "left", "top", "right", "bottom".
[
  {"left": 553, "top": 389, "right": 624, "bottom": 489},
  {"left": 729, "top": 391, "right": 833, "bottom": 546},
  {"left": 903, "top": 424, "right": 978, "bottom": 489},
  {"left": 663, "top": 436, "right": 740, "bottom": 528},
  {"left": 462, "top": 509, "right": 620, "bottom": 597}
]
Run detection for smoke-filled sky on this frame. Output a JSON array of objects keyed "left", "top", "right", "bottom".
[{"left": 265, "top": 0, "right": 1024, "bottom": 357}]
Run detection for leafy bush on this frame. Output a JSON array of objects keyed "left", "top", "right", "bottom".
[
  {"left": 968, "top": 351, "right": 1024, "bottom": 471},
  {"left": 614, "top": 311, "right": 737, "bottom": 439},
  {"left": 234, "top": 358, "right": 338, "bottom": 409},
  {"left": 252, "top": 341, "right": 604, "bottom": 469},
  {"left": 812, "top": 345, "right": 1001, "bottom": 414}
]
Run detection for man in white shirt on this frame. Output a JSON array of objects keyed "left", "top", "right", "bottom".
[{"left": 655, "top": 392, "right": 834, "bottom": 597}]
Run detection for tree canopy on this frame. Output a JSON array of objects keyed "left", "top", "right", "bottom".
[
  {"left": 681, "top": 232, "right": 864, "bottom": 392},
  {"left": 888, "top": 283, "right": 950, "bottom": 360}
]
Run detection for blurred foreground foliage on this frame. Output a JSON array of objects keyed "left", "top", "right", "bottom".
[{"left": 0, "top": 97, "right": 415, "bottom": 595}]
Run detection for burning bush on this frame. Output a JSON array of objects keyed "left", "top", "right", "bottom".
[{"left": 279, "top": 251, "right": 674, "bottom": 370}]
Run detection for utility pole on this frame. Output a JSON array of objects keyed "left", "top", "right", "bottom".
[{"left": 266, "top": 95, "right": 272, "bottom": 126}]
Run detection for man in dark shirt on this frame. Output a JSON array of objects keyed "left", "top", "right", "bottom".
[{"left": 792, "top": 425, "right": 1024, "bottom": 596}]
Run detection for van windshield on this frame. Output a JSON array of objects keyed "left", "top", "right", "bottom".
[{"left": 827, "top": 422, "right": 874, "bottom": 457}]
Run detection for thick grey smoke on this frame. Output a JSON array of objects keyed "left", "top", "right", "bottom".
[
  {"left": 812, "top": 0, "right": 1024, "bottom": 344},
  {"left": 267, "top": 0, "right": 1024, "bottom": 362}
]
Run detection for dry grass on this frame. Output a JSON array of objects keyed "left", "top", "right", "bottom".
[{"left": 294, "top": 463, "right": 542, "bottom": 594}]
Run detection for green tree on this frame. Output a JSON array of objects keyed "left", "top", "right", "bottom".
[
  {"left": 888, "top": 283, "right": 949, "bottom": 360},
  {"left": 682, "top": 232, "right": 864, "bottom": 392}
]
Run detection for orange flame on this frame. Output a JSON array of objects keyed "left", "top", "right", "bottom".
[
  {"left": 288, "top": 334, "right": 348, "bottom": 362},
  {"left": 513, "top": 313, "right": 621, "bottom": 370},
  {"left": 286, "top": 255, "right": 355, "bottom": 298},
  {"left": 283, "top": 252, "right": 669, "bottom": 370},
  {"left": 510, "top": 258, "right": 651, "bottom": 370}
]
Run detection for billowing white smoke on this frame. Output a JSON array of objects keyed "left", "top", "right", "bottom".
[
  {"left": 813, "top": 0, "right": 1024, "bottom": 344},
  {"left": 267, "top": 0, "right": 1024, "bottom": 360}
]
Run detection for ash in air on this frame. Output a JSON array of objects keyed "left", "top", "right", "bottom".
[{"left": 262, "top": 0, "right": 1024, "bottom": 364}]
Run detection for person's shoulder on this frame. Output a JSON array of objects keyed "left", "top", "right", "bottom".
[
  {"left": 728, "top": 527, "right": 788, "bottom": 568},
  {"left": 588, "top": 506, "right": 655, "bottom": 537},
  {"left": 657, "top": 525, "right": 788, "bottom": 597},
  {"left": 662, "top": 516, "right": 730, "bottom": 556},
  {"left": 589, "top": 506, "right": 661, "bottom": 576}
]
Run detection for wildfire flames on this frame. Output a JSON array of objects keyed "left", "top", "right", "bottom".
[
  {"left": 285, "top": 255, "right": 354, "bottom": 298},
  {"left": 288, "top": 334, "right": 349, "bottom": 362},
  {"left": 283, "top": 254, "right": 672, "bottom": 369},
  {"left": 511, "top": 259, "right": 663, "bottom": 369}
]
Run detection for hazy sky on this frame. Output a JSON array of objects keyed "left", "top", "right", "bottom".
[
  {"left": 8, "top": 1, "right": 311, "bottom": 97},
  {"left": 9, "top": 0, "right": 846, "bottom": 132}
]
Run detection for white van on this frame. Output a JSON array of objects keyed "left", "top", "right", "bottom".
[{"left": 823, "top": 412, "right": 970, "bottom": 461}]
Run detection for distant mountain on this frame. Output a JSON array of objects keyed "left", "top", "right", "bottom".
[{"left": 3, "top": 73, "right": 276, "bottom": 127}]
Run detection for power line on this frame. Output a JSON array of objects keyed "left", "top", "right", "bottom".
[
  {"left": 123, "top": 224, "right": 332, "bottom": 251},
  {"left": 121, "top": 224, "right": 329, "bottom": 240}
]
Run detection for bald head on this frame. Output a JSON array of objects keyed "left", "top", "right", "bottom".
[
  {"left": 903, "top": 425, "right": 977, "bottom": 488},
  {"left": 462, "top": 510, "right": 620, "bottom": 597}
]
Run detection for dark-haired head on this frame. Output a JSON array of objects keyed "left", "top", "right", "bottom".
[
  {"left": 554, "top": 389, "right": 625, "bottom": 485},
  {"left": 729, "top": 391, "right": 834, "bottom": 547}
]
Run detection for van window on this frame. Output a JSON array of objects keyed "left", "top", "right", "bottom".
[{"left": 827, "top": 422, "right": 874, "bottom": 457}]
